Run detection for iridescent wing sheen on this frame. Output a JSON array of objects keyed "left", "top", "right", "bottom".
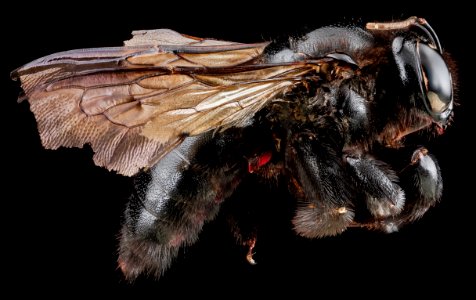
[{"left": 12, "top": 29, "right": 320, "bottom": 176}]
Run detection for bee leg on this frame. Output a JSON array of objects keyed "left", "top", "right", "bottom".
[
  {"left": 246, "top": 238, "right": 257, "bottom": 265},
  {"left": 223, "top": 179, "right": 261, "bottom": 265},
  {"left": 345, "top": 155, "right": 406, "bottom": 222},
  {"left": 118, "top": 133, "right": 244, "bottom": 281},
  {"left": 397, "top": 147, "right": 443, "bottom": 223},
  {"left": 227, "top": 212, "right": 259, "bottom": 265},
  {"left": 226, "top": 210, "right": 259, "bottom": 265},
  {"left": 287, "top": 130, "right": 354, "bottom": 238}
]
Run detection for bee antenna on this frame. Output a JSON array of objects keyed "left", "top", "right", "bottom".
[
  {"left": 366, "top": 16, "right": 443, "bottom": 54},
  {"left": 413, "top": 18, "right": 443, "bottom": 54}
]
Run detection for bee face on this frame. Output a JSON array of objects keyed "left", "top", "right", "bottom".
[{"left": 392, "top": 35, "right": 453, "bottom": 123}]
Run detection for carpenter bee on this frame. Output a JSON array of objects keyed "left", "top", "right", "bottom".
[{"left": 11, "top": 17, "right": 455, "bottom": 281}]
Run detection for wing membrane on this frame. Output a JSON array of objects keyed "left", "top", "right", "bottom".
[{"left": 13, "top": 29, "right": 320, "bottom": 176}]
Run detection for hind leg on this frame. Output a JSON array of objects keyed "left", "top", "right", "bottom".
[{"left": 225, "top": 195, "right": 259, "bottom": 265}]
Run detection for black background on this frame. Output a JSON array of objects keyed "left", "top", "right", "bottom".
[{"left": 3, "top": 2, "right": 473, "bottom": 296}]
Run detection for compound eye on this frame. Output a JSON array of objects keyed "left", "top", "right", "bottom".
[{"left": 418, "top": 43, "right": 453, "bottom": 119}]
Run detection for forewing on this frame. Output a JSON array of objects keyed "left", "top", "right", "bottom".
[{"left": 13, "top": 29, "right": 318, "bottom": 176}]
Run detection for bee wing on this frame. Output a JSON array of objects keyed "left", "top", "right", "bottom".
[{"left": 13, "top": 29, "right": 319, "bottom": 176}]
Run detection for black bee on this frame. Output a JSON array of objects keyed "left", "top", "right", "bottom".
[{"left": 11, "top": 17, "right": 454, "bottom": 281}]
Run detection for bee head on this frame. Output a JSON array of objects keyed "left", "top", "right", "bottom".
[{"left": 391, "top": 27, "right": 453, "bottom": 124}]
